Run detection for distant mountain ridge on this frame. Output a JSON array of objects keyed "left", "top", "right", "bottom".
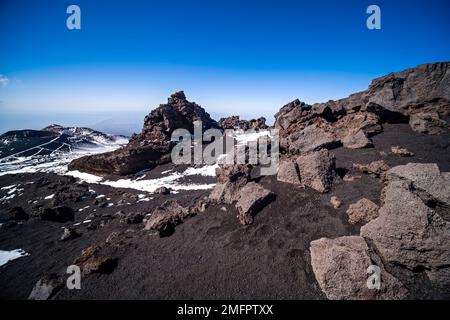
[{"left": 0, "top": 124, "right": 128, "bottom": 159}]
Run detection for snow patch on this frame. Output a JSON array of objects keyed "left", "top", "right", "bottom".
[
  {"left": 0, "top": 184, "right": 16, "bottom": 190},
  {"left": 0, "top": 249, "right": 30, "bottom": 267}
]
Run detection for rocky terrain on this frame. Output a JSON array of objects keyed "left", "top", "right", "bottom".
[
  {"left": 68, "top": 91, "right": 218, "bottom": 176},
  {"left": 0, "top": 62, "right": 449, "bottom": 300}
]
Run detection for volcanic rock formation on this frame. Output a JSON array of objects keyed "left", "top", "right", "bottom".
[{"left": 69, "top": 91, "right": 218, "bottom": 176}]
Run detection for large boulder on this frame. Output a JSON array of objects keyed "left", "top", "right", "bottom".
[
  {"left": 384, "top": 163, "right": 450, "bottom": 206},
  {"left": 310, "top": 236, "right": 408, "bottom": 300},
  {"left": 277, "top": 158, "right": 302, "bottom": 185},
  {"left": 341, "top": 130, "right": 373, "bottom": 149},
  {"left": 28, "top": 274, "right": 63, "bottom": 300},
  {"left": 331, "top": 112, "right": 382, "bottom": 139},
  {"left": 360, "top": 177, "right": 450, "bottom": 288},
  {"left": 40, "top": 206, "right": 74, "bottom": 222},
  {"left": 235, "top": 182, "right": 275, "bottom": 225},
  {"left": 69, "top": 91, "right": 218, "bottom": 175},
  {"left": 296, "top": 150, "right": 336, "bottom": 193},
  {"left": 73, "top": 245, "right": 118, "bottom": 274},
  {"left": 144, "top": 200, "right": 191, "bottom": 237},
  {"left": 287, "top": 124, "right": 340, "bottom": 154},
  {"left": 209, "top": 164, "right": 252, "bottom": 204}
]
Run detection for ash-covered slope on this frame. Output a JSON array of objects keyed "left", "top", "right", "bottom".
[{"left": 69, "top": 91, "right": 218, "bottom": 176}]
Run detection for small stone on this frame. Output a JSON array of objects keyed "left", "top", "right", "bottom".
[
  {"left": 330, "top": 196, "right": 342, "bottom": 209},
  {"left": 60, "top": 227, "right": 80, "bottom": 241},
  {"left": 391, "top": 146, "right": 414, "bottom": 157},
  {"left": 353, "top": 160, "right": 390, "bottom": 177},
  {"left": 154, "top": 187, "right": 171, "bottom": 195},
  {"left": 347, "top": 198, "right": 380, "bottom": 225}
]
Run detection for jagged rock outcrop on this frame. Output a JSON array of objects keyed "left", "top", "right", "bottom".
[
  {"left": 317, "top": 62, "right": 450, "bottom": 133},
  {"left": 69, "top": 91, "right": 218, "bottom": 176},
  {"left": 287, "top": 124, "right": 340, "bottom": 154},
  {"left": 310, "top": 236, "right": 408, "bottom": 300},
  {"left": 275, "top": 62, "right": 450, "bottom": 154},
  {"left": 218, "top": 116, "right": 268, "bottom": 130}
]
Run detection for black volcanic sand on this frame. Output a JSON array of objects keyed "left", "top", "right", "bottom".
[{"left": 0, "top": 123, "right": 449, "bottom": 299}]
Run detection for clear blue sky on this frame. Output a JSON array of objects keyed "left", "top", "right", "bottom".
[{"left": 0, "top": 0, "right": 449, "bottom": 134}]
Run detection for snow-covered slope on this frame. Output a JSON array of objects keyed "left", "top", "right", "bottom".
[{"left": 0, "top": 125, "right": 128, "bottom": 175}]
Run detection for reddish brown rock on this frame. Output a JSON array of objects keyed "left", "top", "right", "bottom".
[
  {"left": 310, "top": 236, "right": 408, "bottom": 300},
  {"left": 69, "top": 91, "right": 218, "bottom": 175},
  {"left": 144, "top": 200, "right": 191, "bottom": 237},
  {"left": 353, "top": 160, "right": 390, "bottom": 177},
  {"left": 296, "top": 150, "right": 336, "bottom": 193},
  {"left": 346, "top": 198, "right": 379, "bottom": 225},
  {"left": 235, "top": 182, "right": 275, "bottom": 225},
  {"left": 277, "top": 158, "right": 302, "bottom": 185}
]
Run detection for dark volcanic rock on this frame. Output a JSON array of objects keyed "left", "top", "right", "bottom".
[
  {"left": 353, "top": 160, "right": 390, "bottom": 178},
  {"left": 69, "top": 91, "right": 218, "bottom": 175},
  {"left": 360, "top": 171, "right": 450, "bottom": 293},
  {"left": 296, "top": 150, "right": 336, "bottom": 193},
  {"left": 9, "top": 206, "right": 29, "bottom": 221},
  {"left": 218, "top": 115, "right": 268, "bottom": 130},
  {"left": 144, "top": 200, "right": 191, "bottom": 237},
  {"left": 209, "top": 164, "right": 252, "bottom": 204},
  {"left": 154, "top": 186, "right": 171, "bottom": 195},
  {"left": 73, "top": 245, "right": 118, "bottom": 275},
  {"left": 40, "top": 206, "right": 75, "bottom": 222},
  {"left": 125, "top": 212, "right": 144, "bottom": 224},
  {"left": 60, "top": 227, "right": 80, "bottom": 241},
  {"left": 51, "top": 182, "right": 91, "bottom": 206},
  {"left": 315, "top": 62, "right": 450, "bottom": 133},
  {"left": 235, "top": 182, "right": 275, "bottom": 225},
  {"left": 275, "top": 62, "right": 450, "bottom": 152},
  {"left": 277, "top": 158, "right": 302, "bottom": 185},
  {"left": 287, "top": 124, "right": 340, "bottom": 154},
  {"left": 310, "top": 236, "right": 408, "bottom": 300}
]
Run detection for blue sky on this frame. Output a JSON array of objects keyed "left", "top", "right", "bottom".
[{"left": 0, "top": 0, "right": 449, "bottom": 135}]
